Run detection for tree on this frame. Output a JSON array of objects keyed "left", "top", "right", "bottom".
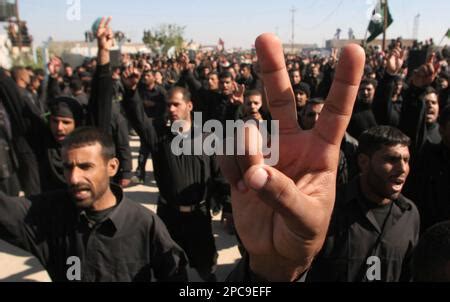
[{"left": 143, "top": 24, "right": 185, "bottom": 55}]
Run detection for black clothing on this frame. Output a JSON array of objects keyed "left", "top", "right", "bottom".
[
  {"left": 348, "top": 101, "right": 378, "bottom": 139},
  {"left": 32, "top": 63, "right": 113, "bottom": 193},
  {"left": 308, "top": 178, "right": 420, "bottom": 282},
  {"left": 426, "top": 122, "right": 441, "bottom": 145},
  {"left": 0, "top": 99, "right": 20, "bottom": 195},
  {"left": 399, "top": 84, "right": 441, "bottom": 155},
  {"left": 111, "top": 103, "right": 132, "bottom": 182},
  {"left": 404, "top": 142, "right": 450, "bottom": 232},
  {"left": 0, "top": 185, "right": 188, "bottom": 282},
  {"left": 157, "top": 202, "right": 217, "bottom": 271},
  {"left": 237, "top": 75, "right": 261, "bottom": 91},
  {"left": 178, "top": 70, "right": 241, "bottom": 124},
  {"left": 122, "top": 89, "right": 228, "bottom": 272},
  {"left": 341, "top": 132, "right": 359, "bottom": 180},
  {"left": 138, "top": 84, "right": 167, "bottom": 119},
  {"left": 0, "top": 70, "right": 40, "bottom": 195}
]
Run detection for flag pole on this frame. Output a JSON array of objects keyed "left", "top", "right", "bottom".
[
  {"left": 439, "top": 30, "right": 449, "bottom": 46},
  {"left": 382, "top": 0, "right": 387, "bottom": 51}
]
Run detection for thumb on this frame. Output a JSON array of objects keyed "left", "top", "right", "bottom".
[{"left": 243, "top": 165, "right": 329, "bottom": 238}]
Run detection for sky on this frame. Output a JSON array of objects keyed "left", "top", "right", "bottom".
[{"left": 11, "top": 0, "right": 450, "bottom": 49}]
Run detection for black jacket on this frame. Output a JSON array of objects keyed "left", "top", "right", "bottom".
[
  {"left": 308, "top": 178, "right": 420, "bottom": 282},
  {"left": 0, "top": 185, "right": 188, "bottom": 282},
  {"left": 403, "top": 142, "right": 450, "bottom": 232},
  {"left": 111, "top": 103, "right": 132, "bottom": 182},
  {"left": 0, "top": 70, "right": 41, "bottom": 195}
]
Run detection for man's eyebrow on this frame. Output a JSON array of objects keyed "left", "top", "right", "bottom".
[{"left": 62, "top": 161, "right": 94, "bottom": 168}]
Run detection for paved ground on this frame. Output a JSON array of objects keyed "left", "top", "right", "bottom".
[{"left": 0, "top": 136, "right": 241, "bottom": 282}]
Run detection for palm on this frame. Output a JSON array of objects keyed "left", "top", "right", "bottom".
[
  {"left": 232, "top": 131, "right": 338, "bottom": 262},
  {"left": 218, "top": 34, "right": 365, "bottom": 280},
  {"left": 96, "top": 17, "right": 113, "bottom": 50},
  {"left": 412, "top": 53, "right": 440, "bottom": 87}
]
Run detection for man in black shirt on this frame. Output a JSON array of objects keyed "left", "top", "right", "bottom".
[
  {"left": 0, "top": 126, "right": 187, "bottom": 281},
  {"left": 404, "top": 105, "right": 450, "bottom": 232},
  {"left": 308, "top": 126, "right": 420, "bottom": 282},
  {"left": 122, "top": 70, "right": 227, "bottom": 282}
]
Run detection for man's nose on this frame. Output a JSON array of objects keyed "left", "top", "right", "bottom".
[{"left": 57, "top": 122, "right": 64, "bottom": 131}]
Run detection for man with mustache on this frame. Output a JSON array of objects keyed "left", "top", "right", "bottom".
[
  {"left": 0, "top": 127, "right": 188, "bottom": 281},
  {"left": 307, "top": 126, "right": 420, "bottom": 282}
]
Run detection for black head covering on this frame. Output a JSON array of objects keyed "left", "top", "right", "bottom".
[
  {"left": 293, "top": 82, "right": 311, "bottom": 99},
  {"left": 49, "top": 97, "right": 84, "bottom": 126}
]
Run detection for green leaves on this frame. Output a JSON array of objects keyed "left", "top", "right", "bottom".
[{"left": 143, "top": 24, "right": 186, "bottom": 55}]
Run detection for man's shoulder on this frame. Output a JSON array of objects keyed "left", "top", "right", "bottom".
[
  {"left": 118, "top": 197, "right": 160, "bottom": 225},
  {"left": 397, "top": 194, "right": 419, "bottom": 217}
]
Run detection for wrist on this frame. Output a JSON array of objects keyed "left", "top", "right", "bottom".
[{"left": 249, "top": 254, "right": 310, "bottom": 282}]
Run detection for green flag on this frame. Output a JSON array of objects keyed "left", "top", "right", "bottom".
[{"left": 367, "top": 0, "right": 393, "bottom": 43}]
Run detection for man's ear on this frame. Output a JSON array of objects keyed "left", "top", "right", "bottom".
[
  {"left": 357, "top": 153, "right": 370, "bottom": 175},
  {"left": 187, "top": 101, "right": 193, "bottom": 111},
  {"left": 107, "top": 158, "right": 120, "bottom": 177}
]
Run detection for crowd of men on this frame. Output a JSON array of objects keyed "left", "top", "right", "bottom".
[{"left": 0, "top": 17, "right": 450, "bottom": 282}]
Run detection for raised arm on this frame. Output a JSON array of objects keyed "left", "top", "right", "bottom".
[
  {"left": 121, "top": 67, "right": 158, "bottom": 148},
  {"left": 399, "top": 53, "right": 441, "bottom": 154},
  {"left": 87, "top": 17, "right": 113, "bottom": 133},
  {"left": 372, "top": 47, "right": 406, "bottom": 126}
]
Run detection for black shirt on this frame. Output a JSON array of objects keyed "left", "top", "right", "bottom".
[
  {"left": 123, "top": 89, "right": 228, "bottom": 207},
  {"left": 308, "top": 178, "right": 420, "bottom": 282},
  {"left": 138, "top": 84, "right": 167, "bottom": 119},
  {"left": 0, "top": 184, "right": 188, "bottom": 282},
  {"left": 360, "top": 197, "right": 393, "bottom": 229}
]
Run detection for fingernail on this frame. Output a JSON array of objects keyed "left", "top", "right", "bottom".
[
  {"left": 237, "top": 180, "right": 248, "bottom": 193},
  {"left": 248, "top": 168, "right": 269, "bottom": 190}
]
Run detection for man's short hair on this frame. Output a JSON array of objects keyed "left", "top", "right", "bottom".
[
  {"left": 168, "top": 86, "right": 191, "bottom": 103},
  {"left": 422, "top": 86, "right": 438, "bottom": 97},
  {"left": 69, "top": 78, "right": 83, "bottom": 92},
  {"left": 357, "top": 126, "right": 410, "bottom": 157},
  {"left": 208, "top": 71, "right": 219, "bottom": 78},
  {"left": 412, "top": 221, "right": 450, "bottom": 281},
  {"left": 293, "top": 82, "right": 311, "bottom": 98},
  {"left": 62, "top": 127, "right": 115, "bottom": 161},
  {"left": 360, "top": 78, "right": 378, "bottom": 89},
  {"left": 439, "top": 105, "right": 450, "bottom": 127},
  {"left": 240, "top": 63, "right": 251, "bottom": 70},
  {"left": 219, "top": 71, "right": 233, "bottom": 80},
  {"left": 244, "top": 89, "right": 262, "bottom": 99}
]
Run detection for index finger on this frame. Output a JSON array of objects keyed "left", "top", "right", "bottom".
[
  {"left": 314, "top": 44, "right": 365, "bottom": 146},
  {"left": 104, "top": 16, "right": 112, "bottom": 29},
  {"left": 255, "top": 33, "right": 298, "bottom": 132}
]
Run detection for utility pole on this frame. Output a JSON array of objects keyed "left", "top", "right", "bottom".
[
  {"left": 413, "top": 14, "right": 420, "bottom": 41},
  {"left": 290, "top": 6, "right": 297, "bottom": 54}
]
